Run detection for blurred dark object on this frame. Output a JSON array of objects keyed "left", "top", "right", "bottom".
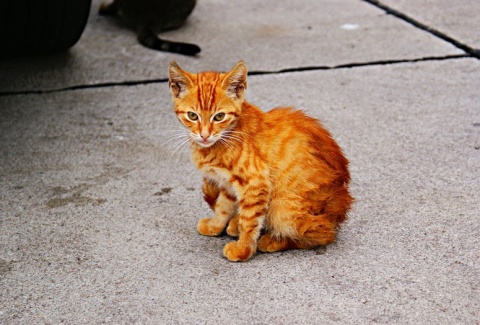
[{"left": 0, "top": 0, "right": 91, "bottom": 57}]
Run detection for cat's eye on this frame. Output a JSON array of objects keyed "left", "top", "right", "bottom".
[
  {"left": 187, "top": 111, "right": 199, "bottom": 121},
  {"left": 213, "top": 112, "right": 225, "bottom": 122}
]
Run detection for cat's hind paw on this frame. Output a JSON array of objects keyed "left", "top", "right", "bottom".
[
  {"left": 258, "top": 234, "right": 293, "bottom": 252},
  {"left": 197, "top": 218, "right": 224, "bottom": 236},
  {"left": 223, "top": 241, "right": 255, "bottom": 262},
  {"left": 226, "top": 216, "right": 239, "bottom": 237}
]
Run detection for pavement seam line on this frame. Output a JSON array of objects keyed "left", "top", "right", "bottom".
[
  {"left": 361, "top": 0, "right": 480, "bottom": 59},
  {"left": 0, "top": 54, "right": 471, "bottom": 97}
]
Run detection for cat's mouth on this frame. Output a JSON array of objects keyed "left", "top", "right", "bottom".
[{"left": 194, "top": 137, "right": 217, "bottom": 148}]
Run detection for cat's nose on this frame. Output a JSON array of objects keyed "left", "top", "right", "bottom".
[{"left": 200, "top": 130, "right": 210, "bottom": 140}]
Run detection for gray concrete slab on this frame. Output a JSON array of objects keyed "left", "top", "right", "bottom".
[
  {"left": 0, "top": 0, "right": 462, "bottom": 93},
  {"left": 1, "top": 58, "right": 479, "bottom": 324},
  {"left": 381, "top": 0, "right": 480, "bottom": 49}
]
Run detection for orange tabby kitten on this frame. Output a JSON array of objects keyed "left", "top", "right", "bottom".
[{"left": 168, "top": 61, "right": 353, "bottom": 261}]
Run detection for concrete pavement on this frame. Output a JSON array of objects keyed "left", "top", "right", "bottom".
[{"left": 1, "top": 0, "right": 479, "bottom": 324}]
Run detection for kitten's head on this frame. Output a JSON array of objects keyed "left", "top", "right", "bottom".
[{"left": 168, "top": 61, "right": 247, "bottom": 148}]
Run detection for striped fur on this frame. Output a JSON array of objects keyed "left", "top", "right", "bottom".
[{"left": 168, "top": 61, "right": 353, "bottom": 261}]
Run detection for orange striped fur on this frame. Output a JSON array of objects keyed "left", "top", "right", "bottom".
[{"left": 168, "top": 61, "right": 353, "bottom": 261}]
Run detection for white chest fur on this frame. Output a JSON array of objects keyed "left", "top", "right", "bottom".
[{"left": 202, "top": 166, "right": 237, "bottom": 198}]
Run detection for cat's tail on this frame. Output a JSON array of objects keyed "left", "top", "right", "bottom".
[{"left": 137, "top": 26, "right": 201, "bottom": 56}]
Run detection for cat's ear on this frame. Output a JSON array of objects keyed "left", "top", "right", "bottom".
[
  {"left": 222, "top": 61, "right": 248, "bottom": 100},
  {"left": 168, "top": 62, "right": 193, "bottom": 99}
]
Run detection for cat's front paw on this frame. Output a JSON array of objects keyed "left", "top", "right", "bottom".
[
  {"left": 197, "top": 218, "right": 224, "bottom": 236},
  {"left": 223, "top": 241, "right": 255, "bottom": 262}
]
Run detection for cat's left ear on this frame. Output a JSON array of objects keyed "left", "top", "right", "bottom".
[
  {"left": 168, "top": 61, "right": 193, "bottom": 99},
  {"left": 222, "top": 61, "right": 248, "bottom": 100}
]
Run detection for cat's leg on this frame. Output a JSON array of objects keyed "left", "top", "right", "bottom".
[
  {"left": 226, "top": 215, "right": 239, "bottom": 237},
  {"left": 292, "top": 215, "right": 338, "bottom": 248},
  {"left": 201, "top": 177, "right": 220, "bottom": 211},
  {"left": 258, "top": 234, "right": 298, "bottom": 252},
  {"left": 283, "top": 185, "right": 352, "bottom": 249},
  {"left": 259, "top": 197, "right": 338, "bottom": 252},
  {"left": 197, "top": 190, "right": 236, "bottom": 237},
  {"left": 98, "top": 0, "right": 119, "bottom": 16},
  {"left": 223, "top": 176, "right": 270, "bottom": 262},
  {"left": 258, "top": 215, "right": 337, "bottom": 252}
]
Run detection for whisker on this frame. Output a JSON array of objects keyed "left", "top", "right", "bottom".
[
  {"left": 226, "top": 129, "right": 252, "bottom": 140},
  {"left": 164, "top": 134, "right": 189, "bottom": 142},
  {"left": 221, "top": 132, "right": 245, "bottom": 145},
  {"left": 222, "top": 134, "right": 243, "bottom": 143},
  {"left": 218, "top": 138, "right": 233, "bottom": 150},
  {"left": 218, "top": 133, "right": 242, "bottom": 151},
  {"left": 161, "top": 129, "right": 188, "bottom": 135},
  {"left": 167, "top": 137, "right": 191, "bottom": 162},
  {"left": 161, "top": 126, "right": 192, "bottom": 162}
]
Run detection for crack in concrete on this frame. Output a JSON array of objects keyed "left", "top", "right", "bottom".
[
  {"left": 248, "top": 54, "right": 470, "bottom": 75},
  {"left": 0, "top": 54, "right": 471, "bottom": 97},
  {"left": 361, "top": 0, "right": 480, "bottom": 59},
  {"left": 0, "top": 1, "right": 477, "bottom": 97}
]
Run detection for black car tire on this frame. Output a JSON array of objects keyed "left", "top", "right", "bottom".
[{"left": 0, "top": 0, "right": 91, "bottom": 57}]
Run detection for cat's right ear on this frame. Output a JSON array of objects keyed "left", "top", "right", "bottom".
[
  {"left": 222, "top": 61, "right": 248, "bottom": 100},
  {"left": 168, "top": 62, "right": 192, "bottom": 99}
]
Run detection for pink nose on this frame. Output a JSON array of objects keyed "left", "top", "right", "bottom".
[{"left": 201, "top": 131, "right": 210, "bottom": 140}]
